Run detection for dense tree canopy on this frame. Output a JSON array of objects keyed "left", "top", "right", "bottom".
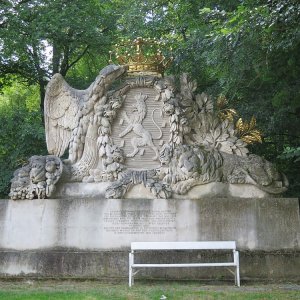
[
  {"left": 0, "top": 0, "right": 299, "bottom": 197},
  {"left": 1, "top": 0, "right": 118, "bottom": 109}
]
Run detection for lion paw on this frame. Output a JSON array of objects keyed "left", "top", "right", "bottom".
[{"left": 174, "top": 182, "right": 191, "bottom": 195}]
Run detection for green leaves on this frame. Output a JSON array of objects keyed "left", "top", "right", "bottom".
[
  {"left": 0, "top": 107, "right": 47, "bottom": 197},
  {"left": 0, "top": 80, "right": 47, "bottom": 197},
  {"left": 278, "top": 147, "right": 300, "bottom": 162},
  {"left": 0, "top": 0, "right": 119, "bottom": 83}
]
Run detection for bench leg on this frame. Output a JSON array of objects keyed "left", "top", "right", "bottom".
[
  {"left": 129, "top": 252, "right": 134, "bottom": 287},
  {"left": 234, "top": 250, "right": 240, "bottom": 287}
]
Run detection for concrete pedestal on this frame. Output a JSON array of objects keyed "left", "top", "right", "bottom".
[{"left": 0, "top": 197, "right": 299, "bottom": 281}]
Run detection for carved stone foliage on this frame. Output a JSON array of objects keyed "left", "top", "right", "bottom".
[
  {"left": 169, "top": 74, "right": 250, "bottom": 156},
  {"left": 83, "top": 145, "right": 125, "bottom": 183},
  {"left": 9, "top": 155, "right": 62, "bottom": 200},
  {"left": 105, "top": 169, "right": 171, "bottom": 199},
  {"left": 9, "top": 65, "right": 288, "bottom": 200}
]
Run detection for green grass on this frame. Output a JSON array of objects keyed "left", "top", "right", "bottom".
[{"left": 0, "top": 280, "right": 299, "bottom": 300}]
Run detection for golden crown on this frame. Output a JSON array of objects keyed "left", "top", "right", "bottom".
[{"left": 109, "top": 37, "right": 173, "bottom": 77}]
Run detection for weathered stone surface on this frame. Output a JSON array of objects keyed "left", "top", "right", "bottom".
[
  {"left": 9, "top": 155, "right": 63, "bottom": 200},
  {"left": 0, "top": 197, "right": 298, "bottom": 280},
  {"left": 9, "top": 66, "right": 289, "bottom": 199},
  {"left": 0, "top": 249, "right": 299, "bottom": 282},
  {"left": 0, "top": 198, "right": 298, "bottom": 251},
  {"left": 111, "top": 88, "right": 169, "bottom": 169},
  {"left": 54, "top": 182, "right": 269, "bottom": 199}
]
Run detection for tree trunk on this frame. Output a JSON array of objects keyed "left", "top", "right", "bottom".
[
  {"left": 30, "top": 45, "right": 47, "bottom": 125},
  {"left": 60, "top": 45, "right": 70, "bottom": 77},
  {"left": 52, "top": 42, "right": 61, "bottom": 75},
  {"left": 39, "top": 80, "right": 46, "bottom": 125}
]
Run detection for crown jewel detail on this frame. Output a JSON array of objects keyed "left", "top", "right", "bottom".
[{"left": 109, "top": 37, "right": 173, "bottom": 76}]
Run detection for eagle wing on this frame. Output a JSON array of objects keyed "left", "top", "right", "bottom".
[
  {"left": 44, "top": 74, "right": 85, "bottom": 157},
  {"left": 44, "top": 65, "right": 126, "bottom": 158}
]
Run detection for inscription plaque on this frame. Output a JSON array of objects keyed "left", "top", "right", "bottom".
[{"left": 103, "top": 209, "right": 176, "bottom": 235}]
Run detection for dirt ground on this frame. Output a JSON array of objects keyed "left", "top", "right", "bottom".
[{"left": 0, "top": 279, "right": 299, "bottom": 292}]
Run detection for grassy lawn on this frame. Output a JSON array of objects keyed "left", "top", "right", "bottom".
[{"left": 0, "top": 280, "right": 299, "bottom": 300}]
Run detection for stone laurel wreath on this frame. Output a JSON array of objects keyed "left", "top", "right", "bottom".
[{"left": 9, "top": 65, "right": 288, "bottom": 200}]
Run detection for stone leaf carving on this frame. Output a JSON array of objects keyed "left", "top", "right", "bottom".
[
  {"left": 163, "top": 73, "right": 249, "bottom": 156},
  {"left": 105, "top": 169, "right": 171, "bottom": 199},
  {"left": 83, "top": 145, "right": 125, "bottom": 183},
  {"left": 9, "top": 155, "right": 63, "bottom": 200}
]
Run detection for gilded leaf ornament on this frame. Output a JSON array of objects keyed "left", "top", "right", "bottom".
[{"left": 236, "top": 116, "right": 263, "bottom": 144}]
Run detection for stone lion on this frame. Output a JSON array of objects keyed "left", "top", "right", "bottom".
[{"left": 159, "top": 144, "right": 288, "bottom": 195}]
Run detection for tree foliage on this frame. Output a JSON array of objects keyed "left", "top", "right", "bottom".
[
  {"left": 195, "top": 0, "right": 300, "bottom": 196},
  {"left": 0, "top": 0, "right": 118, "bottom": 109},
  {"left": 0, "top": 0, "right": 299, "bottom": 196},
  {"left": 0, "top": 81, "right": 47, "bottom": 197}
]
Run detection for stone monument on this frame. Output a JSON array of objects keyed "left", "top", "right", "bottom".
[
  {"left": 9, "top": 37, "right": 288, "bottom": 200},
  {"left": 0, "top": 38, "right": 299, "bottom": 281}
]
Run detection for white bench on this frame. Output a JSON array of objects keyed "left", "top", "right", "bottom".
[{"left": 129, "top": 241, "right": 240, "bottom": 287}]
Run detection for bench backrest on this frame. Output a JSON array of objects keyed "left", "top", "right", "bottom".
[{"left": 131, "top": 241, "right": 236, "bottom": 251}]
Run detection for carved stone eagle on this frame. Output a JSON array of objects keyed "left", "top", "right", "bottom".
[{"left": 44, "top": 65, "right": 126, "bottom": 163}]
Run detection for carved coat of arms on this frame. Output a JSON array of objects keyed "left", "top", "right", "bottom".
[{"left": 9, "top": 38, "right": 288, "bottom": 200}]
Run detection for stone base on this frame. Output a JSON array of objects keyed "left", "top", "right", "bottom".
[
  {"left": 0, "top": 249, "right": 299, "bottom": 282},
  {"left": 54, "top": 182, "right": 270, "bottom": 199},
  {"left": 0, "top": 197, "right": 299, "bottom": 281}
]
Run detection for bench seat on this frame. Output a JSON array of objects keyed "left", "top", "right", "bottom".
[{"left": 129, "top": 241, "right": 240, "bottom": 287}]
